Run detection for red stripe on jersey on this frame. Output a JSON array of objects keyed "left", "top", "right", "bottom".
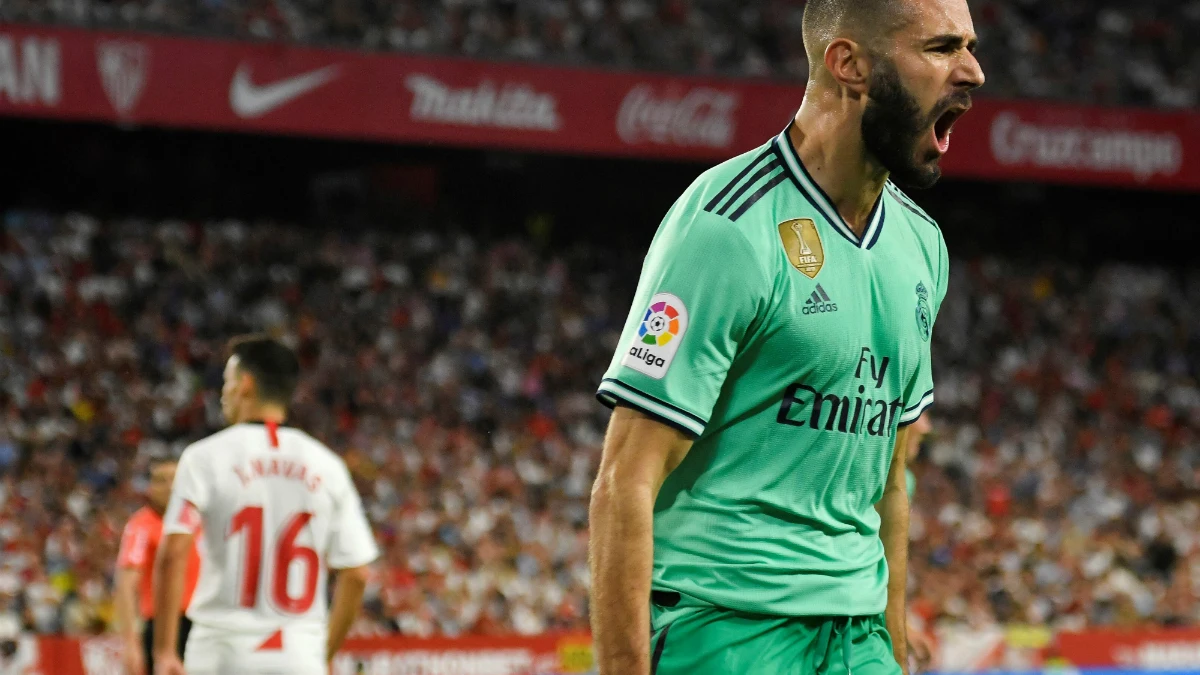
[
  {"left": 265, "top": 420, "right": 279, "bottom": 449},
  {"left": 175, "top": 500, "right": 202, "bottom": 534},
  {"left": 256, "top": 630, "right": 284, "bottom": 651}
]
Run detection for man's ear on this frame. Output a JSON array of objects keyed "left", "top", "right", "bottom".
[
  {"left": 824, "top": 37, "right": 872, "bottom": 96},
  {"left": 238, "top": 371, "right": 257, "bottom": 398}
]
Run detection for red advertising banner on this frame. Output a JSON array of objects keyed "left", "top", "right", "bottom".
[
  {"left": 6, "top": 633, "right": 595, "bottom": 674},
  {"left": 13, "top": 628, "right": 1200, "bottom": 673},
  {"left": 0, "top": 22, "right": 1198, "bottom": 190},
  {"left": 336, "top": 634, "right": 595, "bottom": 674},
  {"left": 0, "top": 635, "right": 114, "bottom": 675},
  {"left": 1056, "top": 628, "right": 1200, "bottom": 670},
  {"left": 936, "top": 625, "right": 1200, "bottom": 671},
  {"left": 0, "top": 22, "right": 799, "bottom": 162},
  {"left": 941, "top": 102, "right": 1200, "bottom": 191}
]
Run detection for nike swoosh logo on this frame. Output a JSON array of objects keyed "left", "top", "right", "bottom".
[{"left": 229, "top": 63, "right": 340, "bottom": 118}]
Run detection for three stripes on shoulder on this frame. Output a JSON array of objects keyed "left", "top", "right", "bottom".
[{"left": 703, "top": 149, "right": 788, "bottom": 223}]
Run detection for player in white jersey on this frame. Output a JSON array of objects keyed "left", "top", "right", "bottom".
[{"left": 152, "top": 335, "right": 379, "bottom": 675}]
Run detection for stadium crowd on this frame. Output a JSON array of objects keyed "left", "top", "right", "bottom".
[
  {"left": 910, "top": 259, "right": 1200, "bottom": 632},
  {"left": 0, "top": 209, "right": 1198, "bottom": 642},
  {"left": 2, "top": 0, "right": 1197, "bottom": 108}
]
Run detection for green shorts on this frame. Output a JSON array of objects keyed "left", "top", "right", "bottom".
[{"left": 649, "top": 591, "right": 901, "bottom": 675}]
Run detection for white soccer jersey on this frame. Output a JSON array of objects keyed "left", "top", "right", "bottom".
[{"left": 163, "top": 422, "right": 379, "bottom": 635}]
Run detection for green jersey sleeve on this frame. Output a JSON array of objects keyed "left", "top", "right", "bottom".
[
  {"left": 897, "top": 229, "right": 949, "bottom": 427},
  {"left": 597, "top": 201, "right": 771, "bottom": 437}
]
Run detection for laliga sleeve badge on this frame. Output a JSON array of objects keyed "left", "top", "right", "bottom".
[{"left": 622, "top": 292, "right": 688, "bottom": 380}]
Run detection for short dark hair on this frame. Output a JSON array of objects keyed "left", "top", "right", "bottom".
[
  {"left": 802, "top": 0, "right": 908, "bottom": 68},
  {"left": 227, "top": 334, "right": 300, "bottom": 406}
]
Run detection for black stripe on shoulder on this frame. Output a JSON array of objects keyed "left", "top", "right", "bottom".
[
  {"left": 597, "top": 393, "right": 700, "bottom": 438},
  {"left": 715, "top": 158, "right": 782, "bottom": 216},
  {"left": 729, "top": 172, "right": 789, "bottom": 222},
  {"left": 703, "top": 148, "right": 773, "bottom": 213},
  {"left": 903, "top": 388, "right": 936, "bottom": 412},
  {"left": 886, "top": 184, "right": 938, "bottom": 230},
  {"left": 599, "top": 378, "right": 708, "bottom": 427}
]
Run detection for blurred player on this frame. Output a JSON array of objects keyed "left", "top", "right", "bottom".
[
  {"left": 589, "top": 0, "right": 983, "bottom": 673},
  {"left": 152, "top": 335, "right": 378, "bottom": 675},
  {"left": 113, "top": 458, "right": 201, "bottom": 675}
]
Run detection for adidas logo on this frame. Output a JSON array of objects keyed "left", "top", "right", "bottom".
[{"left": 802, "top": 284, "right": 838, "bottom": 315}]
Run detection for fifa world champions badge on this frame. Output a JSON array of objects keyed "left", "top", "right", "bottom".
[
  {"left": 622, "top": 292, "right": 689, "bottom": 379},
  {"left": 915, "top": 282, "right": 932, "bottom": 342},
  {"left": 778, "top": 218, "right": 824, "bottom": 279}
]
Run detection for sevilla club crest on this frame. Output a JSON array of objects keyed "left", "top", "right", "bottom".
[{"left": 96, "top": 40, "right": 149, "bottom": 116}]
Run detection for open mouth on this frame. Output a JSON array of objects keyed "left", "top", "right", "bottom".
[{"left": 933, "top": 106, "right": 967, "bottom": 154}]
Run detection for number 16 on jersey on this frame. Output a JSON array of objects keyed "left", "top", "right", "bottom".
[{"left": 228, "top": 506, "right": 319, "bottom": 614}]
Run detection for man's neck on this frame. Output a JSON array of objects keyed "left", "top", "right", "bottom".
[
  {"left": 235, "top": 403, "right": 288, "bottom": 426},
  {"left": 791, "top": 100, "right": 889, "bottom": 238}
]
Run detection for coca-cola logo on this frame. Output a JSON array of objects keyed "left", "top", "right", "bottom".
[
  {"left": 405, "top": 74, "right": 560, "bottom": 132},
  {"left": 989, "top": 111, "right": 1183, "bottom": 182},
  {"left": 617, "top": 84, "right": 739, "bottom": 149}
]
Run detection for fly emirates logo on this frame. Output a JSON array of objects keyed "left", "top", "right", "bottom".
[
  {"left": 776, "top": 347, "right": 902, "bottom": 437},
  {"left": 233, "top": 457, "right": 322, "bottom": 493}
]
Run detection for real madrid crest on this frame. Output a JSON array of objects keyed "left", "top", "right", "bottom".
[
  {"left": 778, "top": 219, "right": 824, "bottom": 279},
  {"left": 915, "top": 282, "right": 932, "bottom": 342}
]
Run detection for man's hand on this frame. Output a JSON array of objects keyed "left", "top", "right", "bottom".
[
  {"left": 153, "top": 651, "right": 185, "bottom": 675},
  {"left": 908, "top": 633, "right": 933, "bottom": 674},
  {"left": 122, "top": 640, "right": 145, "bottom": 675}
]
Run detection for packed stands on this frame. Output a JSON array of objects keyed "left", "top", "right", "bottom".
[
  {"left": 1, "top": 209, "right": 1198, "bottom": 640},
  {"left": 912, "top": 260, "right": 1200, "bottom": 631},
  {"left": 3, "top": 0, "right": 1197, "bottom": 108}
]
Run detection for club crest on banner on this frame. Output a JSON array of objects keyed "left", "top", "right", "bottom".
[{"left": 96, "top": 41, "right": 149, "bottom": 116}]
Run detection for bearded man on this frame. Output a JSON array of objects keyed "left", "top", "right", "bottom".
[{"left": 589, "top": 1, "right": 984, "bottom": 673}]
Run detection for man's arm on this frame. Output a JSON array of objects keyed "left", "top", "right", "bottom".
[
  {"left": 325, "top": 462, "right": 380, "bottom": 662},
  {"left": 113, "top": 566, "right": 144, "bottom": 671},
  {"left": 589, "top": 406, "right": 694, "bottom": 675},
  {"left": 151, "top": 532, "right": 194, "bottom": 660},
  {"left": 877, "top": 425, "right": 912, "bottom": 674},
  {"left": 115, "top": 518, "right": 153, "bottom": 675},
  {"left": 326, "top": 565, "right": 370, "bottom": 661}
]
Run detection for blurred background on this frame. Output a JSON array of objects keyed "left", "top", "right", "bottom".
[{"left": 1, "top": 1, "right": 1199, "bottom": 673}]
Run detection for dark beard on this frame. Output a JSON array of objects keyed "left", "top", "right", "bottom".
[{"left": 862, "top": 57, "right": 953, "bottom": 190}]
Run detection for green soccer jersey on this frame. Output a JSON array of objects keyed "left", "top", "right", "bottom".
[{"left": 597, "top": 123, "right": 948, "bottom": 618}]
